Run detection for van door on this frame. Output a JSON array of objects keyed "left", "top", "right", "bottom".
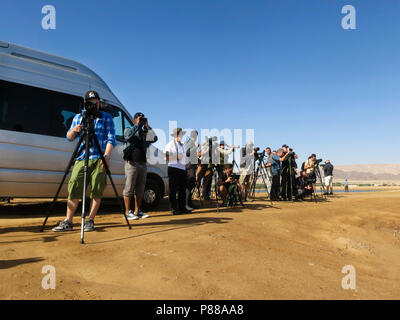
[{"left": 0, "top": 79, "right": 82, "bottom": 197}]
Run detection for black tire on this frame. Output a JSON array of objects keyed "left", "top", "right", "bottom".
[{"left": 142, "top": 178, "right": 162, "bottom": 211}]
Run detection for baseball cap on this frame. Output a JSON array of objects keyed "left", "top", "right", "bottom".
[
  {"left": 85, "top": 90, "right": 100, "bottom": 100},
  {"left": 282, "top": 144, "right": 289, "bottom": 148}
]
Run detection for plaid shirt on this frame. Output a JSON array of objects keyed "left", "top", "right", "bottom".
[{"left": 67, "top": 111, "right": 116, "bottom": 161}]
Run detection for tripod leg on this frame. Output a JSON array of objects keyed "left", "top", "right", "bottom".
[
  {"left": 92, "top": 135, "right": 132, "bottom": 230},
  {"left": 214, "top": 169, "right": 219, "bottom": 213},
  {"left": 80, "top": 131, "right": 91, "bottom": 245},
  {"left": 41, "top": 134, "right": 86, "bottom": 232}
]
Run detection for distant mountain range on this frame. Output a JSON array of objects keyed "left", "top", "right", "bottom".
[{"left": 332, "top": 164, "right": 400, "bottom": 182}]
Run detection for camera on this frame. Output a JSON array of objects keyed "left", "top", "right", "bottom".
[
  {"left": 229, "top": 173, "right": 240, "bottom": 181},
  {"left": 315, "top": 159, "right": 323, "bottom": 166},
  {"left": 139, "top": 116, "right": 148, "bottom": 125},
  {"left": 254, "top": 148, "right": 265, "bottom": 160},
  {"left": 83, "top": 100, "right": 102, "bottom": 119}
]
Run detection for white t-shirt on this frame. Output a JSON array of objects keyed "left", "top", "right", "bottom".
[{"left": 164, "top": 139, "right": 186, "bottom": 171}]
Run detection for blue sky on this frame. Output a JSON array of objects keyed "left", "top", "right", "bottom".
[{"left": 1, "top": 0, "right": 399, "bottom": 165}]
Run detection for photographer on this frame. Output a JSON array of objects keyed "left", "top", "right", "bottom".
[
  {"left": 280, "top": 145, "right": 298, "bottom": 201},
  {"left": 123, "top": 112, "right": 158, "bottom": 220},
  {"left": 322, "top": 160, "right": 334, "bottom": 195},
  {"left": 53, "top": 91, "right": 116, "bottom": 232},
  {"left": 304, "top": 154, "right": 317, "bottom": 193},
  {"left": 184, "top": 130, "right": 200, "bottom": 210},
  {"left": 164, "top": 128, "right": 191, "bottom": 215},
  {"left": 240, "top": 141, "right": 255, "bottom": 201},
  {"left": 218, "top": 164, "right": 242, "bottom": 205},
  {"left": 217, "top": 140, "right": 236, "bottom": 175},
  {"left": 295, "top": 171, "right": 313, "bottom": 200},
  {"left": 196, "top": 136, "right": 218, "bottom": 200},
  {"left": 266, "top": 148, "right": 287, "bottom": 201}
]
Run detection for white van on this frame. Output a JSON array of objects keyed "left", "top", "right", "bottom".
[{"left": 0, "top": 41, "right": 168, "bottom": 210}]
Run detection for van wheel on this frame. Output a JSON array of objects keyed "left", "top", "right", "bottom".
[{"left": 142, "top": 178, "right": 161, "bottom": 211}]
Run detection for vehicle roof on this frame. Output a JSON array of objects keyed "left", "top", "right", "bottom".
[{"left": 0, "top": 40, "right": 131, "bottom": 118}]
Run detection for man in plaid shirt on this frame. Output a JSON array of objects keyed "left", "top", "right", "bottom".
[{"left": 53, "top": 91, "right": 116, "bottom": 232}]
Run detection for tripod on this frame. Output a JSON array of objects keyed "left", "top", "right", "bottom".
[
  {"left": 313, "top": 165, "right": 326, "bottom": 202},
  {"left": 249, "top": 155, "right": 273, "bottom": 204},
  {"left": 283, "top": 155, "right": 296, "bottom": 202},
  {"left": 40, "top": 112, "right": 131, "bottom": 243},
  {"left": 230, "top": 146, "right": 240, "bottom": 173}
]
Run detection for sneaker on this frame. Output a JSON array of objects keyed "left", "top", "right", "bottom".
[
  {"left": 127, "top": 210, "right": 139, "bottom": 220},
  {"left": 83, "top": 219, "right": 95, "bottom": 232},
  {"left": 52, "top": 219, "right": 73, "bottom": 232},
  {"left": 136, "top": 211, "right": 150, "bottom": 219}
]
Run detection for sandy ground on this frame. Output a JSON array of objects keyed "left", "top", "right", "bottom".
[{"left": 1, "top": 189, "right": 400, "bottom": 300}]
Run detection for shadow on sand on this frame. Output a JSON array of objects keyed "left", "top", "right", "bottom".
[{"left": 0, "top": 257, "right": 44, "bottom": 269}]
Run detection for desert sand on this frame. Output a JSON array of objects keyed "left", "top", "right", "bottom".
[{"left": 1, "top": 189, "right": 400, "bottom": 300}]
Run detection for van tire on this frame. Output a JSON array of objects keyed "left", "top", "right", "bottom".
[{"left": 142, "top": 178, "right": 162, "bottom": 211}]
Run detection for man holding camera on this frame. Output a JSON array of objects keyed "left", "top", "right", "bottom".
[
  {"left": 240, "top": 141, "right": 255, "bottom": 201},
  {"left": 184, "top": 130, "right": 200, "bottom": 210},
  {"left": 266, "top": 148, "right": 289, "bottom": 201},
  {"left": 295, "top": 170, "right": 314, "bottom": 200},
  {"left": 196, "top": 137, "right": 218, "bottom": 200},
  {"left": 280, "top": 145, "right": 298, "bottom": 201},
  {"left": 164, "top": 128, "right": 191, "bottom": 214},
  {"left": 304, "top": 154, "right": 317, "bottom": 193},
  {"left": 218, "top": 164, "right": 242, "bottom": 205},
  {"left": 53, "top": 91, "right": 116, "bottom": 232},
  {"left": 123, "top": 112, "right": 158, "bottom": 220}
]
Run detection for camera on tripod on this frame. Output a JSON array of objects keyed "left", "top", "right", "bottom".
[
  {"left": 254, "top": 147, "right": 265, "bottom": 160},
  {"left": 83, "top": 100, "right": 102, "bottom": 119},
  {"left": 314, "top": 159, "right": 323, "bottom": 166}
]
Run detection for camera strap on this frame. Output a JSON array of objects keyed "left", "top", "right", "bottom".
[{"left": 173, "top": 140, "right": 180, "bottom": 163}]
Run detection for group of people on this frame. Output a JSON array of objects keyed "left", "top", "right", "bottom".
[
  {"left": 264, "top": 147, "right": 335, "bottom": 201},
  {"left": 52, "top": 91, "right": 335, "bottom": 232},
  {"left": 164, "top": 129, "right": 246, "bottom": 214}
]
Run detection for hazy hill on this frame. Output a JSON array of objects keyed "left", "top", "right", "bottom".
[{"left": 331, "top": 164, "right": 400, "bottom": 183}]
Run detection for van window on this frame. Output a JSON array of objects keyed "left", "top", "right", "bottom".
[
  {"left": 0, "top": 80, "right": 82, "bottom": 138},
  {"left": 103, "top": 105, "right": 124, "bottom": 142},
  {"left": 124, "top": 115, "right": 132, "bottom": 129}
]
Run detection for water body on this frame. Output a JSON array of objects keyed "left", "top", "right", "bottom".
[{"left": 255, "top": 189, "right": 384, "bottom": 193}]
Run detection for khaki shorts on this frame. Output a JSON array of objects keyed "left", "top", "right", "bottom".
[
  {"left": 123, "top": 161, "right": 147, "bottom": 197},
  {"left": 68, "top": 159, "right": 107, "bottom": 200}
]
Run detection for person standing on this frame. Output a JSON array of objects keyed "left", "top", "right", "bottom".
[
  {"left": 122, "top": 112, "right": 158, "bottom": 220},
  {"left": 344, "top": 179, "right": 349, "bottom": 192},
  {"left": 322, "top": 160, "right": 334, "bottom": 195},
  {"left": 304, "top": 154, "right": 317, "bottom": 194},
  {"left": 267, "top": 148, "right": 287, "bottom": 201},
  {"left": 240, "top": 141, "right": 255, "bottom": 201},
  {"left": 52, "top": 91, "right": 116, "bottom": 232},
  {"left": 184, "top": 130, "right": 200, "bottom": 210},
  {"left": 164, "top": 128, "right": 191, "bottom": 214},
  {"left": 280, "top": 145, "right": 298, "bottom": 201},
  {"left": 264, "top": 147, "right": 273, "bottom": 192}
]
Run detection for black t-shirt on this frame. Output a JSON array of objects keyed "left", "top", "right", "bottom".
[
  {"left": 323, "top": 163, "right": 334, "bottom": 176},
  {"left": 282, "top": 152, "right": 297, "bottom": 169},
  {"left": 131, "top": 143, "right": 146, "bottom": 163}
]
